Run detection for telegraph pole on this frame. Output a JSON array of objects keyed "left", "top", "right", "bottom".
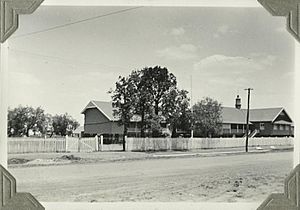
[
  {"left": 244, "top": 88, "right": 253, "bottom": 152},
  {"left": 190, "top": 75, "right": 194, "bottom": 138}
]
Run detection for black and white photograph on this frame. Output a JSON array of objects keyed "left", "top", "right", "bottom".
[{"left": 1, "top": 2, "right": 297, "bottom": 208}]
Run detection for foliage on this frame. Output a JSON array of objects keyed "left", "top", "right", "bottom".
[
  {"left": 52, "top": 113, "right": 80, "bottom": 136},
  {"left": 140, "top": 66, "right": 177, "bottom": 115},
  {"left": 192, "top": 97, "right": 223, "bottom": 137},
  {"left": 110, "top": 66, "right": 189, "bottom": 138},
  {"left": 162, "top": 88, "right": 192, "bottom": 137},
  {"left": 7, "top": 106, "right": 79, "bottom": 137},
  {"left": 7, "top": 106, "right": 47, "bottom": 137},
  {"left": 110, "top": 74, "right": 137, "bottom": 130}
]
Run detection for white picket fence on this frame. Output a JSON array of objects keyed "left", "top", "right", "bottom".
[
  {"left": 8, "top": 137, "right": 98, "bottom": 154},
  {"left": 66, "top": 137, "right": 98, "bottom": 152},
  {"left": 8, "top": 136, "right": 294, "bottom": 153},
  {"left": 8, "top": 138, "right": 66, "bottom": 154},
  {"left": 126, "top": 137, "right": 294, "bottom": 151},
  {"left": 8, "top": 136, "right": 121, "bottom": 154}
]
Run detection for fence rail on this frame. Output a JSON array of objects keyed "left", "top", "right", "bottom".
[
  {"left": 8, "top": 136, "right": 294, "bottom": 154},
  {"left": 8, "top": 138, "right": 66, "bottom": 154},
  {"left": 126, "top": 137, "right": 294, "bottom": 151},
  {"left": 8, "top": 136, "right": 121, "bottom": 154}
]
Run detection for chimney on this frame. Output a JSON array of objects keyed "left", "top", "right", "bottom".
[{"left": 235, "top": 95, "right": 241, "bottom": 109}]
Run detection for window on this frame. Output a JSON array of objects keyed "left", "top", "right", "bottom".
[
  {"left": 260, "top": 123, "right": 265, "bottom": 130},
  {"left": 273, "top": 125, "right": 278, "bottom": 130},
  {"left": 279, "top": 125, "right": 284, "bottom": 130},
  {"left": 285, "top": 125, "right": 290, "bottom": 131}
]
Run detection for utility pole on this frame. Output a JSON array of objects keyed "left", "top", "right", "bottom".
[
  {"left": 190, "top": 75, "right": 194, "bottom": 138},
  {"left": 244, "top": 88, "right": 253, "bottom": 152}
]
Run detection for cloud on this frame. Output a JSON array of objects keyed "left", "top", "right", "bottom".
[
  {"left": 249, "top": 52, "right": 277, "bottom": 66},
  {"left": 170, "top": 27, "right": 185, "bottom": 36},
  {"left": 213, "top": 25, "right": 238, "bottom": 38},
  {"left": 192, "top": 54, "right": 277, "bottom": 88},
  {"left": 157, "top": 44, "right": 198, "bottom": 60},
  {"left": 194, "top": 54, "right": 263, "bottom": 73}
]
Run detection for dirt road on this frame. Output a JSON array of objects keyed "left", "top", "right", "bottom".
[{"left": 10, "top": 151, "right": 293, "bottom": 202}]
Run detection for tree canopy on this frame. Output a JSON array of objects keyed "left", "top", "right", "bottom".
[
  {"left": 192, "top": 97, "right": 223, "bottom": 137},
  {"left": 110, "top": 66, "right": 190, "bottom": 138},
  {"left": 8, "top": 106, "right": 47, "bottom": 137},
  {"left": 8, "top": 106, "right": 79, "bottom": 137},
  {"left": 52, "top": 113, "right": 80, "bottom": 136},
  {"left": 162, "top": 89, "right": 192, "bottom": 137}
]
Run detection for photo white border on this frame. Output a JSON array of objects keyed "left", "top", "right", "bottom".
[{"left": 2, "top": 0, "right": 299, "bottom": 209}]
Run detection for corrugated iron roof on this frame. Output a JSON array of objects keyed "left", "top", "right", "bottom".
[
  {"left": 73, "top": 125, "right": 84, "bottom": 133},
  {"left": 249, "top": 107, "right": 284, "bottom": 122},
  {"left": 221, "top": 107, "right": 288, "bottom": 124},
  {"left": 221, "top": 107, "right": 247, "bottom": 124},
  {"left": 82, "top": 101, "right": 141, "bottom": 122},
  {"left": 92, "top": 101, "right": 119, "bottom": 121},
  {"left": 82, "top": 101, "right": 291, "bottom": 124}
]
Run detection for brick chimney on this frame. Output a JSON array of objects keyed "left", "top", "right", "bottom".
[{"left": 235, "top": 95, "right": 241, "bottom": 109}]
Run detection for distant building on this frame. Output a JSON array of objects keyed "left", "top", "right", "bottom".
[
  {"left": 72, "top": 125, "right": 84, "bottom": 138},
  {"left": 81, "top": 101, "right": 153, "bottom": 138},
  {"left": 82, "top": 98, "right": 294, "bottom": 139},
  {"left": 220, "top": 96, "right": 294, "bottom": 137}
]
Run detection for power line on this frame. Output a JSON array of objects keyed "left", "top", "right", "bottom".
[
  {"left": 9, "top": 48, "right": 128, "bottom": 71},
  {"left": 12, "top": 6, "right": 143, "bottom": 39}
]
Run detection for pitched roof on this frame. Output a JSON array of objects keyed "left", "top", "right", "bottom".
[
  {"left": 221, "top": 107, "right": 248, "bottom": 124},
  {"left": 82, "top": 101, "right": 291, "bottom": 124},
  {"left": 93, "top": 101, "right": 119, "bottom": 121},
  {"left": 81, "top": 101, "right": 119, "bottom": 121},
  {"left": 249, "top": 107, "right": 284, "bottom": 122},
  {"left": 221, "top": 107, "right": 289, "bottom": 124},
  {"left": 73, "top": 126, "right": 84, "bottom": 133},
  {"left": 81, "top": 101, "right": 141, "bottom": 122}
]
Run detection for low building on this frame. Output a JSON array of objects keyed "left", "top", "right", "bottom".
[
  {"left": 72, "top": 125, "right": 84, "bottom": 138},
  {"left": 221, "top": 96, "right": 294, "bottom": 137},
  {"left": 81, "top": 101, "right": 149, "bottom": 139}
]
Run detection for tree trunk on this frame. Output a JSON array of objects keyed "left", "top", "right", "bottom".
[
  {"left": 171, "top": 127, "right": 177, "bottom": 138},
  {"left": 123, "top": 125, "right": 127, "bottom": 151},
  {"left": 26, "top": 128, "right": 30, "bottom": 137},
  {"left": 155, "top": 100, "right": 159, "bottom": 115},
  {"left": 141, "top": 111, "right": 145, "bottom": 138}
]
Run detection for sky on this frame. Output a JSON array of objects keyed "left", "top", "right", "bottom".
[{"left": 7, "top": 6, "right": 295, "bottom": 124}]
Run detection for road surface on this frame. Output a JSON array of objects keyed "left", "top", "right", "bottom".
[{"left": 10, "top": 151, "right": 293, "bottom": 202}]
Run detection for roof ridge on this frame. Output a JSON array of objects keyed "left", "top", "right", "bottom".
[
  {"left": 250, "top": 107, "right": 283, "bottom": 110},
  {"left": 222, "top": 106, "right": 283, "bottom": 110}
]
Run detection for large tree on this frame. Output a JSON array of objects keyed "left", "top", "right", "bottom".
[
  {"left": 139, "top": 66, "right": 177, "bottom": 137},
  {"left": 110, "top": 72, "right": 140, "bottom": 150},
  {"left": 162, "top": 88, "right": 192, "bottom": 137},
  {"left": 111, "top": 66, "right": 190, "bottom": 138},
  {"left": 7, "top": 106, "right": 47, "bottom": 137},
  {"left": 140, "top": 66, "right": 177, "bottom": 115},
  {"left": 52, "top": 113, "right": 80, "bottom": 136},
  {"left": 192, "top": 97, "right": 223, "bottom": 137}
]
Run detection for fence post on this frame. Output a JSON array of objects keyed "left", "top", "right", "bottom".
[
  {"left": 78, "top": 137, "right": 81, "bottom": 152},
  {"left": 95, "top": 135, "right": 99, "bottom": 151},
  {"left": 125, "top": 135, "right": 128, "bottom": 151},
  {"left": 55, "top": 137, "right": 57, "bottom": 152},
  {"left": 100, "top": 135, "right": 104, "bottom": 151},
  {"left": 65, "top": 135, "right": 69, "bottom": 152}
]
